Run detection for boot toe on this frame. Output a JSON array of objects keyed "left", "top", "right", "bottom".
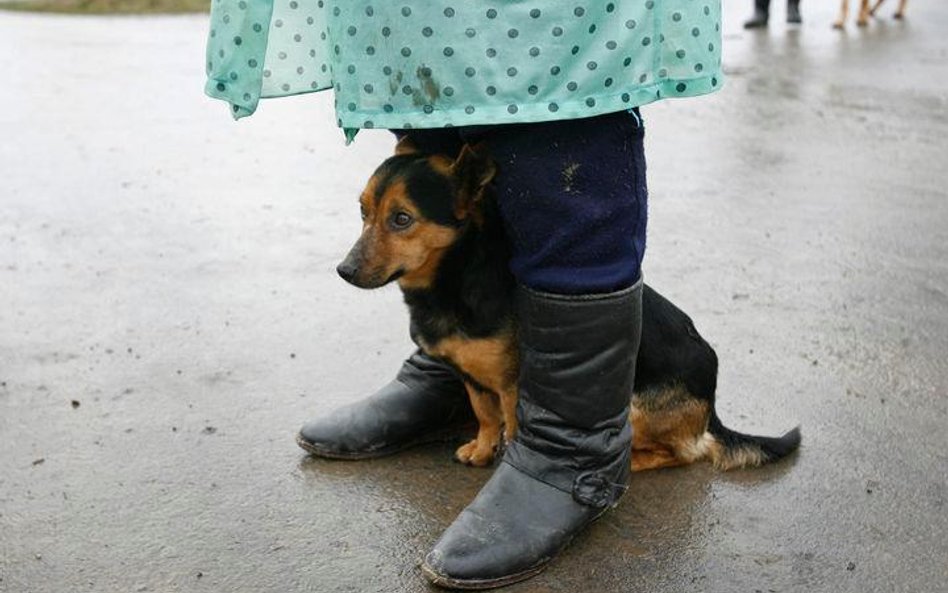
[
  {"left": 297, "top": 396, "right": 394, "bottom": 458},
  {"left": 296, "top": 352, "right": 472, "bottom": 459},
  {"left": 422, "top": 463, "right": 600, "bottom": 588},
  {"left": 296, "top": 417, "right": 358, "bottom": 455},
  {"left": 297, "top": 414, "right": 365, "bottom": 457},
  {"left": 423, "top": 509, "right": 541, "bottom": 586}
]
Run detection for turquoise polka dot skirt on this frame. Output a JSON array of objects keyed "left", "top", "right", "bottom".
[{"left": 205, "top": 0, "right": 723, "bottom": 138}]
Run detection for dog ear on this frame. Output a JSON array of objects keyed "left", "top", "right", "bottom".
[
  {"left": 451, "top": 143, "right": 496, "bottom": 188},
  {"left": 450, "top": 143, "right": 496, "bottom": 218},
  {"left": 394, "top": 135, "right": 418, "bottom": 156}
]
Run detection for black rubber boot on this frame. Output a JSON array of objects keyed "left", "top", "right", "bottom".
[
  {"left": 744, "top": 0, "right": 770, "bottom": 28},
  {"left": 787, "top": 0, "right": 802, "bottom": 24},
  {"left": 422, "top": 281, "right": 642, "bottom": 589},
  {"left": 297, "top": 350, "right": 473, "bottom": 459}
]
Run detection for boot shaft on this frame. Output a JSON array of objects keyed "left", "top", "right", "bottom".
[
  {"left": 516, "top": 282, "right": 642, "bottom": 428},
  {"left": 507, "top": 281, "right": 643, "bottom": 509}
]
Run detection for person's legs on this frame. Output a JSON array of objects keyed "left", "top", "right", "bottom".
[
  {"left": 787, "top": 0, "right": 802, "bottom": 24},
  {"left": 297, "top": 128, "right": 473, "bottom": 459},
  {"left": 423, "top": 111, "right": 647, "bottom": 588},
  {"left": 745, "top": 0, "right": 771, "bottom": 27}
]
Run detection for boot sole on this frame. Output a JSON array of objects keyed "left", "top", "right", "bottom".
[
  {"left": 421, "top": 559, "right": 550, "bottom": 590},
  {"left": 296, "top": 423, "right": 475, "bottom": 460}
]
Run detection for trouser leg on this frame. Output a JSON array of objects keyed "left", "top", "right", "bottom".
[
  {"left": 745, "top": 0, "right": 771, "bottom": 28},
  {"left": 423, "top": 111, "right": 646, "bottom": 588},
  {"left": 787, "top": 0, "right": 802, "bottom": 23}
]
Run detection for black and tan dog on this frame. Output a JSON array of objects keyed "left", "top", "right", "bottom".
[{"left": 336, "top": 138, "right": 801, "bottom": 471}]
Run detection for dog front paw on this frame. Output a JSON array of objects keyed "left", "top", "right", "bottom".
[{"left": 455, "top": 439, "right": 496, "bottom": 467}]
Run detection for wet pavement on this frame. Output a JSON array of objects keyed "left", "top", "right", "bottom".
[{"left": 1, "top": 3, "right": 947, "bottom": 592}]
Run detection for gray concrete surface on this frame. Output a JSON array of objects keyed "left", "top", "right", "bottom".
[{"left": 1, "top": 3, "right": 947, "bottom": 592}]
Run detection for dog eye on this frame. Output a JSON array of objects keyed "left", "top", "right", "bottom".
[
  {"left": 360, "top": 205, "right": 368, "bottom": 221},
  {"left": 391, "top": 211, "right": 414, "bottom": 229}
]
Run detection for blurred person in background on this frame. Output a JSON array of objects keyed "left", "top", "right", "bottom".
[{"left": 745, "top": 0, "right": 802, "bottom": 28}]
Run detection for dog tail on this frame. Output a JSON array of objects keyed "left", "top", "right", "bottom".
[{"left": 705, "top": 413, "right": 801, "bottom": 470}]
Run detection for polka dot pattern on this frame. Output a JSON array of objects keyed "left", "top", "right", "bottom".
[{"left": 206, "top": 0, "right": 723, "bottom": 133}]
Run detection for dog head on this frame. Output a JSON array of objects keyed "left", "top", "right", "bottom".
[{"left": 337, "top": 137, "right": 496, "bottom": 290}]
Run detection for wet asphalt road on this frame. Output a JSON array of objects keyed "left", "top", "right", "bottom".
[{"left": 1, "top": 2, "right": 947, "bottom": 592}]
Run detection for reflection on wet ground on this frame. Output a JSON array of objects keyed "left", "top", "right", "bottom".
[{"left": 1, "top": 2, "right": 947, "bottom": 592}]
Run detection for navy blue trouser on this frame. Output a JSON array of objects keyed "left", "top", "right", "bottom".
[{"left": 395, "top": 109, "right": 648, "bottom": 295}]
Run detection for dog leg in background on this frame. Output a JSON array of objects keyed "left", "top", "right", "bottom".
[
  {"left": 891, "top": 0, "right": 907, "bottom": 19},
  {"left": 858, "top": 0, "right": 871, "bottom": 25},
  {"left": 455, "top": 383, "right": 503, "bottom": 467},
  {"left": 834, "top": 0, "right": 849, "bottom": 28}
]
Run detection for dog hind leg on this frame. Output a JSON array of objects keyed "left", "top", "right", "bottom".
[
  {"left": 629, "top": 388, "right": 715, "bottom": 472},
  {"left": 630, "top": 385, "right": 802, "bottom": 471}
]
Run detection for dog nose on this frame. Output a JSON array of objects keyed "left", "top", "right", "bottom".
[{"left": 336, "top": 261, "right": 357, "bottom": 283}]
